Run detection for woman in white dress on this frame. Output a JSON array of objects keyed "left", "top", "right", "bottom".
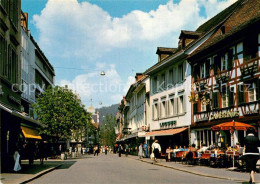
[{"left": 138, "top": 143, "right": 144, "bottom": 159}]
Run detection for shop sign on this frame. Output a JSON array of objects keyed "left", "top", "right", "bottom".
[
  {"left": 209, "top": 111, "right": 239, "bottom": 121},
  {"left": 195, "top": 117, "right": 209, "bottom": 123},
  {"left": 160, "top": 121, "right": 176, "bottom": 127},
  {"left": 7, "top": 95, "right": 21, "bottom": 105},
  {"left": 244, "top": 110, "right": 259, "bottom": 116}
]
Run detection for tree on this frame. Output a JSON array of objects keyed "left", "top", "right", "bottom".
[
  {"left": 99, "top": 114, "right": 117, "bottom": 147},
  {"left": 33, "top": 86, "right": 90, "bottom": 142}
]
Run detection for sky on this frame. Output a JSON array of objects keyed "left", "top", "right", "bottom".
[{"left": 21, "top": 0, "right": 237, "bottom": 108}]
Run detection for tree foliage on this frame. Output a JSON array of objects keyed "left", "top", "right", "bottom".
[
  {"left": 99, "top": 114, "right": 117, "bottom": 147},
  {"left": 33, "top": 86, "right": 91, "bottom": 141}
]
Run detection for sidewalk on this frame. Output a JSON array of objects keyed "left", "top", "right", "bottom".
[
  {"left": 0, "top": 154, "right": 86, "bottom": 184},
  {"left": 125, "top": 154, "right": 260, "bottom": 183}
]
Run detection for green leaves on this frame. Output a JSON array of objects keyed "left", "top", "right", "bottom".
[
  {"left": 33, "top": 86, "right": 91, "bottom": 141},
  {"left": 99, "top": 114, "right": 117, "bottom": 147}
]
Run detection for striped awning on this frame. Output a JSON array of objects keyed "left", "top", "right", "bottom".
[{"left": 146, "top": 127, "right": 188, "bottom": 137}]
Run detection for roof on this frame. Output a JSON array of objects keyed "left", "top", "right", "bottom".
[
  {"left": 179, "top": 30, "right": 202, "bottom": 39},
  {"left": 196, "top": 0, "right": 241, "bottom": 33},
  {"left": 156, "top": 47, "right": 177, "bottom": 54},
  {"left": 144, "top": 0, "right": 246, "bottom": 75},
  {"left": 189, "top": 0, "right": 260, "bottom": 58}
]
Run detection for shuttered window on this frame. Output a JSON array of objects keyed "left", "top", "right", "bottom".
[
  {"left": 227, "top": 48, "right": 233, "bottom": 70},
  {"left": 228, "top": 87, "right": 234, "bottom": 107},
  {"left": 214, "top": 55, "right": 221, "bottom": 75},
  {"left": 238, "top": 84, "right": 245, "bottom": 105},
  {"left": 212, "top": 91, "right": 219, "bottom": 109}
]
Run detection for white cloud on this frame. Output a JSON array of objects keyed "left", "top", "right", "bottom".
[
  {"left": 34, "top": 0, "right": 237, "bottom": 106},
  {"left": 58, "top": 64, "right": 130, "bottom": 106}
]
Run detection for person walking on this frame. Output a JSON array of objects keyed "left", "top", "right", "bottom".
[
  {"left": 118, "top": 144, "right": 123, "bottom": 157},
  {"left": 94, "top": 146, "right": 99, "bottom": 156},
  {"left": 143, "top": 142, "right": 149, "bottom": 158},
  {"left": 138, "top": 143, "right": 144, "bottom": 159},
  {"left": 152, "top": 140, "right": 161, "bottom": 162},
  {"left": 125, "top": 144, "right": 129, "bottom": 157},
  {"left": 104, "top": 146, "right": 108, "bottom": 155},
  {"left": 243, "top": 127, "right": 260, "bottom": 184}
]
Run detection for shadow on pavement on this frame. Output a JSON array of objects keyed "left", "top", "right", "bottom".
[{"left": 56, "top": 161, "right": 76, "bottom": 169}]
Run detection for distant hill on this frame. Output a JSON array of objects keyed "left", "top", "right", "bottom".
[{"left": 96, "top": 104, "right": 119, "bottom": 125}]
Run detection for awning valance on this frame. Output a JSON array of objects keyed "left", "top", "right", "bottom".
[
  {"left": 21, "top": 126, "right": 42, "bottom": 139},
  {"left": 146, "top": 127, "right": 188, "bottom": 137}
]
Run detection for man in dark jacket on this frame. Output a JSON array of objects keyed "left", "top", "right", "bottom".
[{"left": 244, "top": 127, "right": 260, "bottom": 184}]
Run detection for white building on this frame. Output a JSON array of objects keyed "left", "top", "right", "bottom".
[{"left": 122, "top": 74, "right": 150, "bottom": 143}]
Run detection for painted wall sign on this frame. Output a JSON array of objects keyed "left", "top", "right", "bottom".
[
  {"left": 209, "top": 111, "right": 239, "bottom": 121},
  {"left": 160, "top": 121, "right": 176, "bottom": 127},
  {"left": 244, "top": 110, "right": 259, "bottom": 116}
]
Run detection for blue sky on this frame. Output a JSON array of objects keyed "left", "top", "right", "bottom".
[{"left": 21, "top": 0, "right": 237, "bottom": 108}]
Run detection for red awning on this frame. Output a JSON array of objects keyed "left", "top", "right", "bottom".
[{"left": 146, "top": 127, "right": 188, "bottom": 137}]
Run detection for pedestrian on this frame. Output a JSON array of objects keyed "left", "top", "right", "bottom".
[
  {"left": 138, "top": 143, "right": 144, "bottom": 159},
  {"left": 118, "top": 144, "right": 123, "bottom": 157},
  {"left": 243, "top": 127, "right": 260, "bottom": 184},
  {"left": 104, "top": 145, "right": 108, "bottom": 155},
  {"left": 125, "top": 144, "right": 129, "bottom": 157},
  {"left": 38, "top": 141, "right": 45, "bottom": 165},
  {"left": 152, "top": 140, "right": 161, "bottom": 162},
  {"left": 143, "top": 142, "right": 148, "bottom": 158},
  {"left": 94, "top": 146, "right": 99, "bottom": 156}
]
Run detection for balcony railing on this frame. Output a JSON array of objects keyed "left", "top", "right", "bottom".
[
  {"left": 240, "top": 57, "right": 259, "bottom": 77},
  {"left": 215, "top": 71, "right": 230, "bottom": 83}
]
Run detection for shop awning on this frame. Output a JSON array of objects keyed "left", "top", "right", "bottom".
[
  {"left": 146, "top": 127, "right": 188, "bottom": 137},
  {"left": 21, "top": 126, "right": 42, "bottom": 139}
]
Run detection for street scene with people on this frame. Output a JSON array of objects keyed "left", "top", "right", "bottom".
[{"left": 1, "top": 0, "right": 260, "bottom": 183}]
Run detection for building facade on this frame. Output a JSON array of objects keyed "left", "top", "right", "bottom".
[
  {"left": 117, "top": 74, "right": 150, "bottom": 151},
  {"left": 188, "top": 0, "right": 260, "bottom": 148}
]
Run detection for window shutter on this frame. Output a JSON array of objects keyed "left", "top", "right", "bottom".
[
  {"left": 183, "top": 62, "right": 186, "bottom": 80},
  {"left": 183, "top": 95, "right": 186, "bottom": 113},
  {"left": 256, "top": 79, "right": 260, "bottom": 101},
  {"left": 213, "top": 92, "right": 219, "bottom": 109},
  {"left": 227, "top": 49, "right": 233, "bottom": 70},
  {"left": 206, "top": 60, "right": 210, "bottom": 78},
  {"left": 238, "top": 85, "right": 245, "bottom": 105},
  {"left": 173, "top": 97, "right": 178, "bottom": 115},
  {"left": 165, "top": 101, "right": 168, "bottom": 117},
  {"left": 228, "top": 88, "right": 234, "bottom": 107}
]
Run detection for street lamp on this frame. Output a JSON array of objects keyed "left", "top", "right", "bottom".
[{"left": 100, "top": 71, "right": 105, "bottom": 76}]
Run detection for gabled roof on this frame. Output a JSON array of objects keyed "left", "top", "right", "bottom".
[
  {"left": 156, "top": 47, "right": 177, "bottom": 54},
  {"left": 196, "top": 0, "right": 241, "bottom": 33},
  {"left": 179, "top": 30, "right": 202, "bottom": 39},
  {"left": 189, "top": 0, "right": 260, "bottom": 58}
]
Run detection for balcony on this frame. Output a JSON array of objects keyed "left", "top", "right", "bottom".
[
  {"left": 215, "top": 71, "right": 230, "bottom": 83},
  {"left": 240, "top": 57, "right": 259, "bottom": 78}
]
